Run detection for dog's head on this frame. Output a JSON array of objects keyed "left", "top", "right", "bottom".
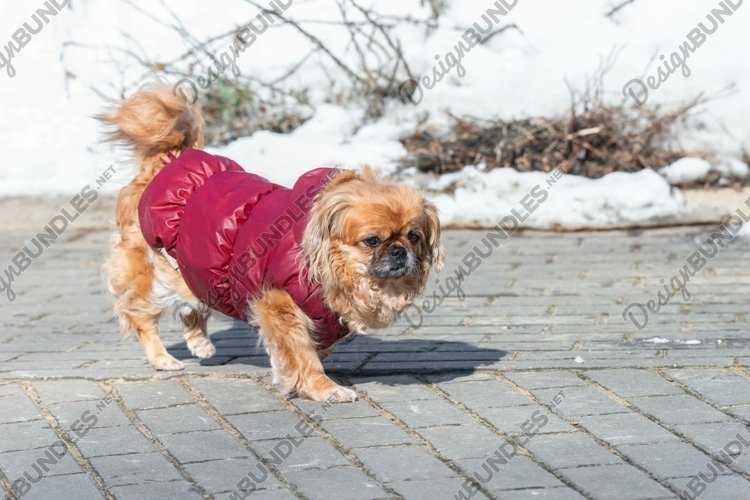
[{"left": 302, "top": 168, "right": 444, "bottom": 329}]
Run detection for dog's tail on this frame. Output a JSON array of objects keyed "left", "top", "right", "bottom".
[{"left": 97, "top": 83, "right": 205, "bottom": 181}]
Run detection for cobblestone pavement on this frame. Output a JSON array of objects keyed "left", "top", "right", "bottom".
[{"left": 1, "top": 199, "right": 749, "bottom": 500}]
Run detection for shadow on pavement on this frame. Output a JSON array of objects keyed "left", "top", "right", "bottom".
[{"left": 167, "top": 324, "right": 508, "bottom": 381}]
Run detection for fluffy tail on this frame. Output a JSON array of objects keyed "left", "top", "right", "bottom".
[{"left": 97, "top": 83, "right": 205, "bottom": 181}]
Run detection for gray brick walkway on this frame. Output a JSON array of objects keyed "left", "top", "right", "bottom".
[{"left": 1, "top": 198, "right": 749, "bottom": 499}]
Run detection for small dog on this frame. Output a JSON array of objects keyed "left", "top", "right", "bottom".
[{"left": 98, "top": 84, "right": 444, "bottom": 402}]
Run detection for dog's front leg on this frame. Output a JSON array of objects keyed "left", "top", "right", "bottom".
[{"left": 252, "top": 289, "right": 357, "bottom": 403}]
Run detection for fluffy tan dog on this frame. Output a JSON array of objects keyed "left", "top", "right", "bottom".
[{"left": 98, "top": 85, "right": 444, "bottom": 402}]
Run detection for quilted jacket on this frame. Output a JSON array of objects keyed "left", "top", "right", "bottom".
[{"left": 138, "top": 149, "right": 349, "bottom": 349}]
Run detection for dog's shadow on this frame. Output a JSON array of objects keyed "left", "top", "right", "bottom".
[{"left": 167, "top": 322, "right": 507, "bottom": 384}]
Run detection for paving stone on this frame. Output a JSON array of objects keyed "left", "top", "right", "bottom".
[
  {"left": 455, "top": 455, "right": 564, "bottom": 492},
  {"left": 283, "top": 467, "right": 389, "bottom": 500},
  {"left": 227, "top": 411, "right": 309, "bottom": 442},
  {"left": 503, "top": 371, "right": 586, "bottom": 390},
  {"left": 108, "top": 480, "right": 202, "bottom": 499},
  {"left": 435, "top": 379, "right": 534, "bottom": 409},
  {"left": 47, "top": 399, "right": 129, "bottom": 430},
  {"left": 32, "top": 381, "right": 106, "bottom": 405},
  {"left": 0, "top": 384, "right": 20, "bottom": 397},
  {"left": 188, "top": 378, "right": 285, "bottom": 414},
  {"left": 575, "top": 413, "right": 680, "bottom": 446},
  {"left": 630, "top": 394, "right": 732, "bottom": 425},
  {"left": 115, "top": 380, "right": 196, "bottom": 410},
  {"left": 183, "top": 457, "right": 283, "bottom": 494},
  {"left": 252, "top": 436, "right": 350, "bottom": 472},
  {"left": 533, "top": 386, "right": 627, "bottom": 417},
  {"left": 292, "top": 399, "right": 378, "bottom": 421},
  {"left": 0, "top": 393, "right": 41, "bottom": 424},
  {"left": 560, "top": 464, "right": 673, "bottom": 500},
  {"left": 666, "top": 475, "right": 750, "bottom": 500},
  {"left": 726, "top": 404, "right": 750, "bottom": 423},
  {"left": 378, "top": 398, "right": 476, "bottom": 429},
  {"left": 523, "top": 432, "right": 622, "bottom": 469},
  {"left": 586, "top": 369, "right": 682, "bottom": 397},
  {"left": 88, "top": 452, "right": 183, "bottom": 486},
  {"left": 673, "top": 423, "right": 750, "bottom": 474},
  {"left": 617, "top": 441, "right": 726, "bottom": 480},
  {"left": 352, "top": 375, "right": 438, "bottom": 402},
  {"left": 665, "top": 368, "right": 750, "bottom": 406},
  {"left": 491, "top": 486, "right": 585, "bottom": 499},
  {"left": 388, "top": 477, "right": 491, "bottom": 500},
  {"left": 353, "top": 445, "right": 457, "bottom": 482},
  {"left": 418, "top": 424, "right": 506, "bottom": 460},
  {"left": 74, "top": 425, "right": 156, "bottom": 458},
  {"left": 157, "top": 430, "right": 250, "bottom": 464},
  {"left": 137, "top": 405, "right": 220, "bottom": 435},
  {"left": 0, "top": 420, "right": 61, "bottom": 453},
  {"left": 479, "top": 405, "right": 576, "bottom": 436},
  {"left": 320, "top": 417, "right": 414, "bottom": 449},
  {"left": 0, "top": 446, "right": 84, "bottom": 480},
  {"left": 9, "top": 473, "right": 103, "bottom": 500},
  {"left": 214, "top": 489, "right": 296, "bottom": 500}
]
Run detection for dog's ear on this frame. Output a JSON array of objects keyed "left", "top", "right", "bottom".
[
  {"left": 422, "top": 199, "right": 445, "bottom": 272},
  {"left": 301, "top": 178, "right": 353, "bottom": 284}
]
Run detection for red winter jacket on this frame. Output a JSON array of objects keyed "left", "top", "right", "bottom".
[{"left": 138, "top": 149, "right": 350, "bottom": 349}]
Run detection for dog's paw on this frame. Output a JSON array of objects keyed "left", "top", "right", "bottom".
[
  {"left": 317, "top": 384, "right": 359, "bottom": 403},
  {"left": 151, "top": 353, "right": 185, "bottom": 371},
  {"left": 187, "top": 337, "right": 216, "bottom": 359}
]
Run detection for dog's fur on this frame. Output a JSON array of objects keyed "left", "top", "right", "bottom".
[{"left": 98, "top": 84, "right": 444, "bottom": 402}]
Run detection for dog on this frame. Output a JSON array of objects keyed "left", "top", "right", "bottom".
[{"left": 98, "top": 84, "right": 444, "bottom": 402}]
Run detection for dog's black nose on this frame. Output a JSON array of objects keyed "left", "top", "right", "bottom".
[{"left": 390, "top": 246, "right": 407, "bottom": 259}]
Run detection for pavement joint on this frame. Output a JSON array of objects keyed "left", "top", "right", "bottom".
[
  {"left": 256, "top": 377, "right": 404, "bottom": 499},
  {"left": 101, "top": 382, "right": 209, "bottom": 498},
  {"left": 496, "top": 372, "right": 685, "bottom": 499},
  {"left": 179, "top": 376, "right": 307, "bottom": 499},
  {"left": 355, "top": 383, "right": 494, "bottom": 500},
  {"left": 576, "top": 372, "right": 750, "bottom": 481},
  {"left": 19, "top": 382, "right": 114, "bottom": 500}
]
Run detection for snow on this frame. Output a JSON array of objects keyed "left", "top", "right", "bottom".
[
  {"left": 643, "top": 338, "right": 702, "bottom": 345},
  {"left": 1, "top": 0, "right": 749, "bottom": 229},
  {"left": 402, "top": 166, "right": 684, "bottom": 229},
  {"left": 574, "top": 356, "right": 585, "bottom": 364},
  {"left": 659, "top": 158, "right": 712, "bottom": 185},
  {"left": 644, "top": 337, "right": 670, "bottom": 344}
]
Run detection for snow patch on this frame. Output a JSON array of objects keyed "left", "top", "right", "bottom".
[
  {"left": 643, "top": 337, "right": 702, "bottom": 345},
  {"left": 403, "top": 167, "right": 685, "bottom": 228},
  {"left": 644, "top": 337, "right": 670, "bottom": 344},
  {"left": 659, "top": 158, "right": 712, "bottom": 185}
]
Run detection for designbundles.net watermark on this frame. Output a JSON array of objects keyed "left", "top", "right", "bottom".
[
  {"left": 172, "top": 0, "right": 294, "bottom": 104},
  {"left": 10, "top": 395, "right": 114, "bottom": 498},
  {"left": 680, "top": 430, "right": 750, "bottom": 499},
  {"left": 622, "top": 0, "right": 744, "bottom": 106},
  {"left": 0, "top": 0, "right": 71, "bottom": 79},
  {"left": 0, "top": 165, "right": 116, "bottom": 303},
  {"left": 401, "top": 164, "right": 570, "bottom": 329},
  {"left": 622, "top": 197, "right": 750, "bottom": 330},
  {"left": 454, "top": 390, "right": 566, "bottom": 499},
  {"left": 397, "top": 0, "right": 520, "bottom": 105},
  {"left": 228, "top": 394, "right": 338, "bottom": 498}
]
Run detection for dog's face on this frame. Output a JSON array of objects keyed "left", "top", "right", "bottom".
[
  {"left": 341, "top": 195, "right": 434, "bottom": 280},
  {"left": 303, "top": 169, "right": 444, "bottom": 329}
]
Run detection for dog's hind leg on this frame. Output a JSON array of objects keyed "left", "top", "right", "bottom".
[
  {"left": 252, "top": 289, "right": 357, "bottom": 403},
  {"left": 177, "top": 304, "right": 215, "bottom": 359},
  {"left": 106, "top": 232, "right": 185, "bottom": 371}
]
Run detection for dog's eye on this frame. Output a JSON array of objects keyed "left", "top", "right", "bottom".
[
  {"left": 408, "top": 231, "right": 421, "bottom": 244},
  {"left": 363, "top": 236, "right": 381, "bottom": 247}
]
